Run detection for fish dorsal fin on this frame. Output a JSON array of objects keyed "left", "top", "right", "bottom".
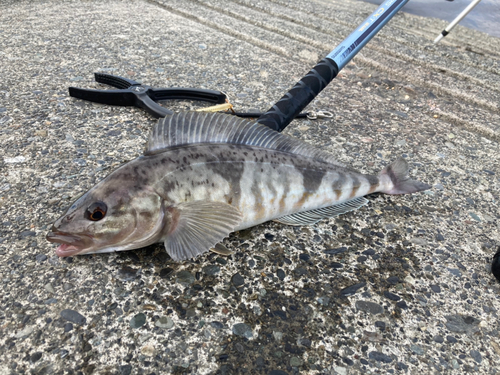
[
  {"left": 163, "top": 201, "right": 242, "bottom": 261},
  {"left": 146, "top": 112, "right": 344, "bottom": 166},
  {"left": 274, "top": 197, "right": 369, "bottom": 226}
]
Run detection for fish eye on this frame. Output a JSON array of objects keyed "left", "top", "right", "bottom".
[{"left": 85, "top": 201, "right": 107, "bottom": 221}]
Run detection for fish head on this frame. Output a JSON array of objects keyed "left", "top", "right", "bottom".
[{"left": 46, "top": 182, "right": 166, "bottom": 257}]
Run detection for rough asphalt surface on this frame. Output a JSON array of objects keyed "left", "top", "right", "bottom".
[{"left": 1, "top": 0, "right": 499, "bottom": 374}]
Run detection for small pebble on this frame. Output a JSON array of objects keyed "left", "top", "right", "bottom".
[
  {"left": 355, "top": 300, "right": 383, "bottom": 315},
  {"left": 396, "top": 362, "right": 408, "bottom": 370},
  {"left": 35, "top": 254, "right": 47, "bottom": 262},
  {"left": 470, "top": 350, "right": 482, "bottom": 363},
  {"left": 343, "top": 356, "right": 354, "bottom": 366},
  {"left": 299, "top": 253, "right": 310, "bottom": 261},
  {"left": 159, "top": 267, "right": 174, "bottom": 279},
  {"left": 210, "top": 321, "right": 224, "bottom": 329},
  {"left": 15, "top": 326, "right": 34, "bottom": 339},
  {"left": 396, "top": 300, "right": 408, "bottom": 309},
  {"left": 176, "top": 271, "right": 195, "bottom": 286},
  {"left": 411, "top": 344, "right": 424, "bottom": 355},
  {"left": 141, "top": 345, "right": 155, "bottom": 356},
  {"left": 264, "top": 233, "right": 275, "bottom": 241},
  {"left": 447, "top": 268, "right": 461, "bottom": 277},
  {"left": 30, "top": 352, "right": 42, "bottom": 363},
  {"left": 72, "top": 158, "right": 86, "bottom": 166},
  {"left": 231, "top": 273, "right": 245, "bottom": 287},
  {"left": 317, "top": 296, "right": 330, "bottom": 306},
  {"left": 232, "top": 323, "right": 253, "bottom": 339},
  {"left": 369, "top": 351, "right": 393, "bottom": 363},
  {"left": 44, "top": 283, "right": 55, "bottom": 294},
  {"left": 290, "top": 356, "right": 302, "bottom": 367},
  {"left": 119, "top": 365, "right": 132, "bottom": 375},
  {"left": 469, "top": 212, "right": 481, "bottom": 221},
  {"left": 340, "top": 282, "right": 366, "bottom": 297},
  {"left": 155, "top": 316, "right": 174, "bottom": 329},
  {"left": 445, "top": 315, "right": 479, "bottom": 334},
  {"left": 276, "top": 269, "right": 285, "bottom": 280},
  {"left": 387, "top": 276, "right": 399, "bottom": 285},
  {"left": 299, "top": 338, "right": 311, "bottom": 348},
  {"left": 384, "top": 291, "right": 401, "bottom": 301},
  {"left": 430, "top": 285, "right": 441, "bottom": 293},
  {"left": 117, "top": 266, "right": 139, "bottom": 282},
  {"left": 60, "top": 309, "right": 86, "bottom": 325},
  {"left": 202, "top": 265, "right": 220, "bottom": 276},
  {"left": 324, "top": 247, "right": 348, "bottom": 255},
  {"left": 130, "top": 313, "right": 146, "bottom": 329},
  {"left": 433, "top": 335, "right": 444, "bottom": 343},
  {"left": 362, "top": 249, "right": 376, "bottom": 256}
]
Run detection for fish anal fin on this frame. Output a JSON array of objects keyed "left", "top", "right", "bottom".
[
  {"left": 274, "top": 197, "right": 369, "bottom": 226},
  {"left": 163, "top": 201, "right": 242, "bottom": 261}
]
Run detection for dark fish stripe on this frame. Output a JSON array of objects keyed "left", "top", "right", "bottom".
[
  {"left": 365, "top": 174, "right": 380, "bottom": 194},
  {"left": 332, "top": 173, "right": 346, "bottom": 196},
  {"left": 302, "top": 167, "right": 326, "bottom": 194}
]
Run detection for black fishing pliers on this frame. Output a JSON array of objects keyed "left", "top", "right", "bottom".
[
  {"left": 69, "top": 73, "right": 228, "bottom": 118},
  {"left": 69, "top": 73, "right": 333, "bottom": 124}
]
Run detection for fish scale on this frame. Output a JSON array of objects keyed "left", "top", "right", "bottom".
[{"left": 47, "top": 112, "right": 430, "bottom": 261}]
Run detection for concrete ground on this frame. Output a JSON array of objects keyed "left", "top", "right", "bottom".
[{"left": 0, "top": 0, "right": 499, "bottom": 374}]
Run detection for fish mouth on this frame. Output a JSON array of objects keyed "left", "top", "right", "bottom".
[{"left": 46, "top": 231, "right": 91, "bottom": 257}]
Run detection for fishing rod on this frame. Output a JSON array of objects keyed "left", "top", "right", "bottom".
[
  {"left": 434, "top": 0, "right": 482, "bottom": 44},
  {"left": 68, "top": 0, "right": 410, "bottom": 125},
  {"left": 257, "top": 0, "right": 410, "bottom": 132}
]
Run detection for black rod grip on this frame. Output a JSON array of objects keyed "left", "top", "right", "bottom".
[{"left": 257, "top": 57, "right": 338, "bottom": 132}]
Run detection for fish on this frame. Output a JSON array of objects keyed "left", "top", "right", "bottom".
[{"left": 46, "top": 111, "right": 430, "bottom": 261}]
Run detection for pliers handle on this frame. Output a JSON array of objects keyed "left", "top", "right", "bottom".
[{"left": 69, "top": 73, "right": 228, "bottom": 118}]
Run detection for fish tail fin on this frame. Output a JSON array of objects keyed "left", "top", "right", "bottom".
[{"left": 379, "top": 158, "right": 431, "bottom": 195}]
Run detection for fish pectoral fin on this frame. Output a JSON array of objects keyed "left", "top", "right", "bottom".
[
  {"left": 274, "top": 197, "right": 369, "bottom": 226},
  {"left": 163, "top": 201, "right": 242, "bottom": 261},
  {"left": 210, "top": 243, "right": 234, "bottom": 256}
]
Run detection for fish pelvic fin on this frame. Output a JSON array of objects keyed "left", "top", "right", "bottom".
[
  {"left": 380, "top": 158, "right": 431, "bottom": 195},
  {"left": 274, "top": 197, "right": 369, "bottom": 226},
  {"left": 163, "top": 201, "right": 242, "bottom": 261}
]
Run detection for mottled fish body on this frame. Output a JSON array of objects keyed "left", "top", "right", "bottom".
[{"left": 47, "top": 112, "right": 430, "bottom": 261}]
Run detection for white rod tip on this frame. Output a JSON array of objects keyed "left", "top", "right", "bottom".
[{"left": 433, "top": 34, "right": 444, "bottom": 44}]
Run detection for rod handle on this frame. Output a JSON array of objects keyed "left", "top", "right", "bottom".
[{"left": 257, "top": 57, "right": 339, "bottom": 132}]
